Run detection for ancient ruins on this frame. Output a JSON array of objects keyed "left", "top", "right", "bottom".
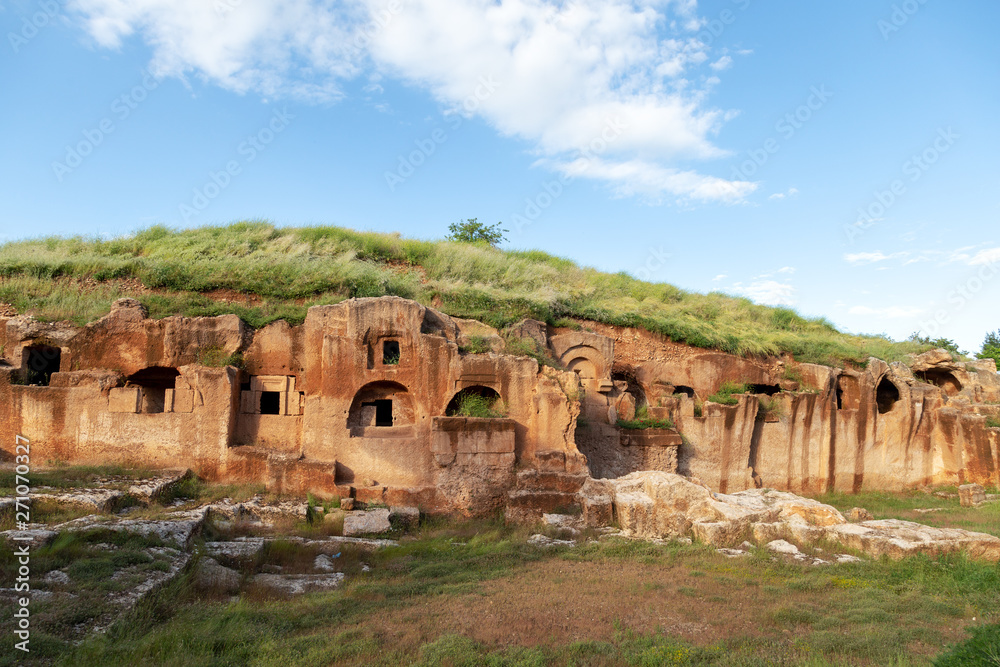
[{"left": 2, "top": 295, "right": 999, "bottom": 521}]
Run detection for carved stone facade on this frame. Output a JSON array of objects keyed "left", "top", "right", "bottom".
[{"left": 1, "top": 296, "right": 998, "bottom": 515}]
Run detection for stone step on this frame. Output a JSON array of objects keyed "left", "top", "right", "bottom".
[
  {"left": 514, "top": 470, "right": 589, "bottom": 494},
  {"left": 505, "top": 489, "right": 580, "bottom": 519}
]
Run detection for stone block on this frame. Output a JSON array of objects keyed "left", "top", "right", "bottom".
[
  {"left": 343, "top": 508, "right": 392, "bottom": 536},
  {"left": 959, "top": 484, "right": 986, "bottom": 507},
  {"left": 169, "top": 388, "right": 195, "bottom": 413},
  {"left": 108, "top": 386, "right": 140, "bottom": 413}
]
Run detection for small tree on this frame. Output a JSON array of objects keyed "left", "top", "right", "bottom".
[
  {"left": 446, "top": 218, "right": 508, "bottom": 247},
  {"left": 907, "top": 333, "right": 964, "bottom": 357},
  {"left": 977, "top": 330, "right": 1000, "bottom": 366}
]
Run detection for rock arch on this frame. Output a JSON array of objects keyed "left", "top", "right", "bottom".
[
  {"left": 445, "top": 385, "right": 503, "bottom": 416},
  {"left": 875, "top": 376, "right": 901, "bottom": 415},
  {"left": 347, "top": 381, "right": 414, "bottom": 434},
  {"left": 126, "top": 366, "right": 180, "bottom": 414},
  {"left": 916, "top": 369, "right": 963, "bottom": 397}
]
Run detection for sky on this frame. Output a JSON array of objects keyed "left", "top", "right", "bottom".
[{"left": 1, "top": 0, "right": 998, "bottom": 354}]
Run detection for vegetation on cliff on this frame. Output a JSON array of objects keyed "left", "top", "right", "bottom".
[{"left": 0, "top": 221, "right": 935, "bottom": 366}]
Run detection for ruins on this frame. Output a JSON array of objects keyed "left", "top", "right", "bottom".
[{"left": 2, "top": 296, "right": 999, "bottom": 519}]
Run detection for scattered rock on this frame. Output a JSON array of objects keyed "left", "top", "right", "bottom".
[
  {"left": 914, "top": 508, "right": 946, "bottom": 514},
  {"left": 193, "top": 557, "right": 241, "bottom": 594},
  {"left": 128, "top": 470, "right": 192, "bottom": 503},
  {"left": 0, "top": 528, "right": 58, "bottom": 547},
  {"left": 42, "top": 570, "right": 71, "bottom": 585},
  {"left": 527, "top": 534, "right": 576, "bottom": 548},
  {"left": 342, "top": 509, "right": 391, "bottom": 536},
  {"left": 253, "top": 573, "right": 345, "bottom": 595},
  {"left": 52, "top": 514, "right": 203, "bottom": 547},
  {"left": 206, "top": 496, "right": 307, "bottom": 526},
  {"left": 847, "top": 507, "right": 874, "bottom": 522},
  {"left": 835, "top": 554, "right": 863, "bottom": 564},
  {"left": 766, "top": 539, "right": 801, "bottom": 556},
  {"left": 604, "top": 471, "right": 1000, "bottom": 561},
  {"left": 314, "top": 554, "right": 339, "bottom": 573},
  {"left": 959, "top": 484, "right": 986, "bottom": 507},
  {"left": 33, "top": 489, "right": 123, "bottom": 512},
  {"left": 340, "top": 498, "right": 355, "bottom": 511},
  {"left": 205, "top": 539, "right": 266, "bottom": 560},
  {"left": 716, "top": 547, "right": 748, "bottom": 558}
]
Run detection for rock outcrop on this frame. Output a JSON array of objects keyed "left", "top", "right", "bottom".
[
  {"left": 2, "top": 295, "right": 999, "bottom": 519},
  {"left": 587, "top": 471, "right": 1000, "bottom": 560}
]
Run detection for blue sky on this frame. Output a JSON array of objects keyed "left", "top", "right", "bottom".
[{"left": 1, "top": 0, "right": 998, "bottom": 353}]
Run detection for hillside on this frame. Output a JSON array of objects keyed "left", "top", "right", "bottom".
[{"left": 0, "top": 221, "right": 931, "bottom": 366}]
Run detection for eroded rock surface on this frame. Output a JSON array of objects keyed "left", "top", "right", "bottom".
[{"left": 590, "top": 471, "right": 1000, "bottom": 561}]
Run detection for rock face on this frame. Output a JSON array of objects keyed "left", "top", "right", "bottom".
[
  {"left": 0, "top": 297, "right": 585, "bottom": 515},
  {"left": 595, "top": 471, "right": 1000, "bottom": 560},
  {"left": 3, "top": 295, "right": 1000, "bottom": 517}
]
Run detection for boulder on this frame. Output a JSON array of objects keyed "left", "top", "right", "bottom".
[
  {"left": 847, "top": 507, "right": 874, "bottom": 522},
  {"left": 194, "top": 557, "right": 241, "bottom": 594},
  {"left": 598, "top": 471, "right": 1000, "bottom": 561},
  {"left": 342, "top": 509, "right": 391, "bottom": 536},
  {"left": 911, "top": 348, "right": 958, "bottom": 371},
  {"left": 959, "top": 484, "right": 986, "bottom": 507}
]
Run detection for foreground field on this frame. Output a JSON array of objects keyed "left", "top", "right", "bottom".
[{"left": 2, "top": 468, "right": 1000, "bottom": 666}]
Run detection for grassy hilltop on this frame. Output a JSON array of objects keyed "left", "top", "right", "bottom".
[{"left": 0, "top": 221, "right": 931, "bottom": 366}]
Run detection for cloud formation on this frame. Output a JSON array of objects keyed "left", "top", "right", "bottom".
[
  {"left": 733, "top": 279, "right": 795, "bottom": 306},
  {"left": 67, "top": 0, "right": 755, "bottom": 203}
]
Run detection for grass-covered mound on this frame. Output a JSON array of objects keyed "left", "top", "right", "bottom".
[{"left": 0, "top": 221, "right": 931, "bottom": 366}]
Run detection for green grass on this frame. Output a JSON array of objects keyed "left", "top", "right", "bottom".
[
  {"left": 617, "top": 405, "right": 676, "bottom": 430},
  {"left": 449, "top": 392, "right": 508, "bottom": 418},
  {"left": 33, "top": 525, "right": 1000, "bottom": 667},
  {"left": 0, "top": 463, "right": 160, "bottom": 492},
  {"left": 814, "top": 488, "right": 1000, "bottom": 538},
  {"left": 707, "top": 381, "right": 751, "bottom": 406},
  {"left": 986, "top": 417, "right": 1000, "bottom": 429},
  {"left": 0, "top": 221, "right": 937, "bottom": 366},
  {"left": 616, "top": 417, "right": 676, "bottom": 430},
  {"left": 459, "top": 334, "right": 493, "bottom": 354}
]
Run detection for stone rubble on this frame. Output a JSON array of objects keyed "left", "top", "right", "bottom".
[{"left": 586, "top": 471, "right": 1000, "bottom": 561}]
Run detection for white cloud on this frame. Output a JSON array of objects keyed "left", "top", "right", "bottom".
[
  {"left": 546, "top": 156, "right": 755, "bottom": 203},
  {"left": 848, "top": 305, "right": 923, "bottom": 318},
  {"left": 966, "top": 247, "right": 1000, "bottom": 266},
  {"left": 732, "top": 280, "right": 795, "bottom": 306},
  {"left": 67, "top": 0, "right": 756, "bottom": 203},
  {"left": 776, "top": 266, "right": 795, "bottom": 274},
  {"left": 709, "top": 55, "right": 732, "bottom": 71},
  {"left": 843, "top": 251, "right": 909, "bottom": 265},
  {"left": 768, "top": 187, "right": 798, "bottom": 200},
  {"left": 712, "top": 273, "right": 727, "bottom": 282}
]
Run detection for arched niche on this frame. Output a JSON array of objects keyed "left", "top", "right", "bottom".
[
  {"left": 876, "top": 376, "right": 901, "bottom": 415},
  {"left": 915, "top": 369, "right": 963, "bottom": 397},
  {"left": 347, "top": 381, "right": 414, "bottom": 434},
  {"left": 445, "top": 385, "right": 502, "bottom": 416},
  {"left": 559, "top": 344, "right": 607, "bottom": 380},
  {"left": 125, "top": 367, "right": 180, "bottom": 414},
  {"left": 567, "top": 356, "right": 597, "bottom": 379}
]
